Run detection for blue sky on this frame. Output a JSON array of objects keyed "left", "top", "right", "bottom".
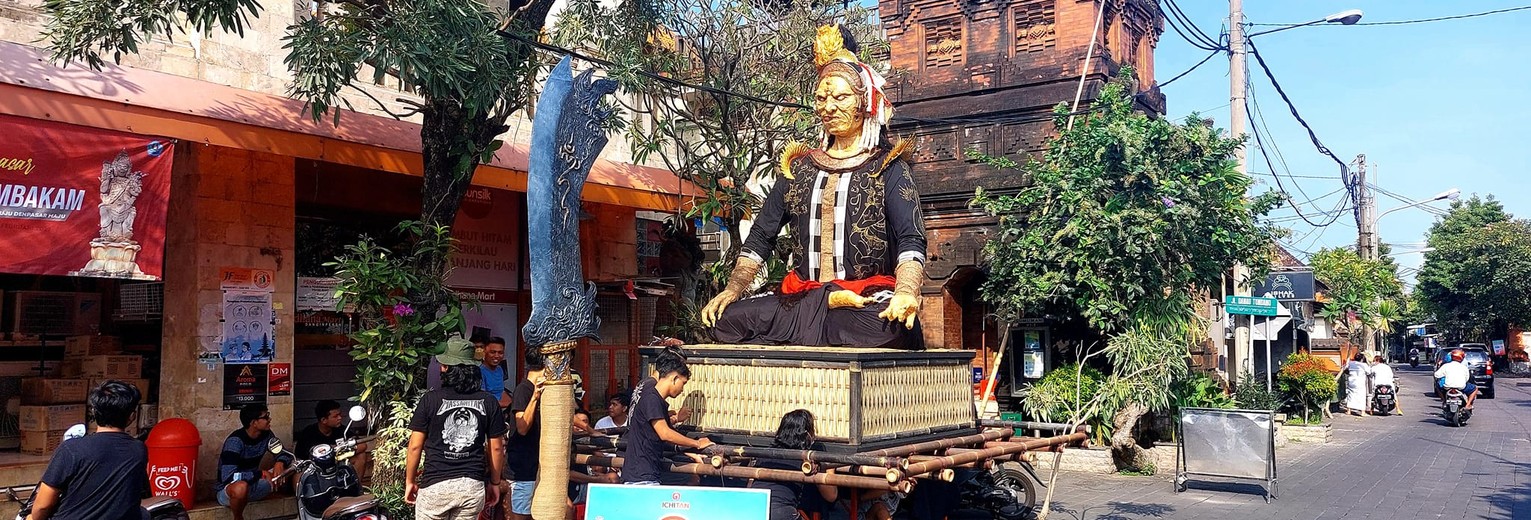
[{"left": 1153, "top": 1, "right": 1531, "bottom": 285}]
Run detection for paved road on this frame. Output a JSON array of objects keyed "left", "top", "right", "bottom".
[{"left": 1040, "top": 366, "right": 1531, "bottom": 520}]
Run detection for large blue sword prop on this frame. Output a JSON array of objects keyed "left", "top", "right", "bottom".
[{"left": 522, "top": 56, "right": 617, "bottom": 520}]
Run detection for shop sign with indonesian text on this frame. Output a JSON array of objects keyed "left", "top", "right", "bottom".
[{"left": 0, "top": 115, "right": 173, "bottom": 280}]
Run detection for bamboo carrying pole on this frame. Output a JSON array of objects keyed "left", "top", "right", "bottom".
[
  {"left": 861, "top": 429, "right": 1013, "bottom": 458},
  {"left": 901, "top": 432, "right": 1087, "bottom": 476}
]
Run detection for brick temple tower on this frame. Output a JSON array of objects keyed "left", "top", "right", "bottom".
[{"left": 880, "top": 0, "right": 1166, "bottom": 353}]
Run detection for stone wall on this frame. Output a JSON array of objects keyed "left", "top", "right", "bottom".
[{"left": 162, "top": 144, "right": 298, "bottom": 497}]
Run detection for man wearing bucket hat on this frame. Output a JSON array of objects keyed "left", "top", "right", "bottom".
[{"left": 405, "top": 335, "right": 507, "bottom": 520}]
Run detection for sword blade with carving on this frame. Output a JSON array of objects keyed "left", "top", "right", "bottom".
[{"left": 521, "top": 56, "right": 617, "bottom": 520}]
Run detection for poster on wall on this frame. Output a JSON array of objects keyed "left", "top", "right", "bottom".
[
  {"left": 448, "top": 187, "right": 522, "bottom": 291},
  {"left": 0, "top": 115, "right": 175, "bottom": 280},
  {"left": 224, "top": 363, "right": 268, "bottom": 410},
  {"left": 220, "top": 267, "right": 277, "bottom": 364},
  {"left": 268, "top": 363, "right": 292, "bottom": 396},
  {"left": 296, "top": 277, "right": 344, "bottom": 312}
]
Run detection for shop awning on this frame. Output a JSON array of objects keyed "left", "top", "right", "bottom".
[{"left": 0, "top": 41, "right": 695, "bottom": 211}]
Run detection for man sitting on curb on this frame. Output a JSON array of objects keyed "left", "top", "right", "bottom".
[{"left": 217, "top": 404, "right": 293, "bottom": 520}]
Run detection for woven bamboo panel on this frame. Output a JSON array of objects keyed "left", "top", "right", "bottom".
[
  {"left": 859, "top": 363, "right": 975, "bottom": 438},
  {"left": 677, "top": 364, "right": 852, "bottom": 439},
  {"left": 657, "top": 345, "right": 978, "bottom": 445}
]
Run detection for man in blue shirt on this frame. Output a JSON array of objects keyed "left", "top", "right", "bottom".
[
  {"left": 217, "top": 404, "right": 293, "bottom": 520},
  {"left": 481, "top": 337, "right": 512, "bottom": 409},
  {"left": 28, "top": 380, "right": 148, "bottom": 520}
]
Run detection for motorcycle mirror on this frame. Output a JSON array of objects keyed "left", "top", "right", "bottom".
[
  {"left": 348, "top": 405, "right": 366, "bottom": 422},
  {"left": 63, "top": 424, "right": 87, "bottom": 441}
]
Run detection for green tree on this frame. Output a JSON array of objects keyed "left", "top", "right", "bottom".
[
  {"left": 1414, "top": 212, "right": 1531, "bottom": 339},
  {"left": 1310, "top": 247, "right": 1402, "bottom": 345},
  {"left": 551, "top": 0, "right": 884, "bottom": 297},
  {"left": 974, "top": 74, "right": 1279, "bottom": 471},
  {"left": 1417, "top": 201, "right": 1531, "bottom": 340}
]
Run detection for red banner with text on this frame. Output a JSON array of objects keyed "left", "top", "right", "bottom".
[{"left": 0, "top": 115, "right": 174, "bottom": 280}]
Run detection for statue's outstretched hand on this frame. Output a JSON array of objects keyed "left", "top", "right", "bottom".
[
  {"left": 878, "top": 293, "right": 920, "bottom": 329},
  {"left": 701, "top": 290, "right": 741, "bottom": 327}
]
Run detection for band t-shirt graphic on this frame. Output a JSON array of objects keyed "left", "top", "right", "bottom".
[{"left": 410, "top": 388, "right": 507, "bottom": 487}]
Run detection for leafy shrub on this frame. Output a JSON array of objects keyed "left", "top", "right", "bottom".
[
  {"left": 1232, "top": 370, "right": 1285, "bottom": 411},
  {"left": 1276, "top": 354, "right": 1337, "bottom": 423},
  {"left": 1021, "top": 363, "right": 1112, "bottom": 443},
  {"left": 1171, "top": 372, "right": 1235, "bottom": 411},
  {"left": 1022, "top": 363, "right": 1104, "bottom": 422}
]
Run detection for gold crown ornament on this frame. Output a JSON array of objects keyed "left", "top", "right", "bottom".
[{"left": 814, "top": 25, "right": 858, "bottom": 68}]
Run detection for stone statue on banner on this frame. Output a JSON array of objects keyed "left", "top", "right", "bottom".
[{"left": 71, "top": 151, "right": 154, "bottom": 280}]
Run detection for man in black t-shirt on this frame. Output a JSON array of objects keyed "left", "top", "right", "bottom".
[
  {"left": 295, "top": 400, "right": 343, "bottom": 458},
  {"left": 29, "top": 380, "right": 148, "bottom": 520},
  {"left": 621, "top": 349, "right": 712, "bottom": 485},
  {"left": 504, "top": 349, "right": 546, "bottom": 520},
  {"left": 406, "top": 338, "right": 507, "bottom": 520}
]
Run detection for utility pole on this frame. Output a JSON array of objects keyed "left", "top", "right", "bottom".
[
  {"left": 1351, "top": 153, "right": 1375, "bottom": 354},
  {"left": 1355, "top": 154, "right": 1374, "bottom": 260},
  {"left": 1228, "top": 0, "right": 1253, "bottom": 387}
]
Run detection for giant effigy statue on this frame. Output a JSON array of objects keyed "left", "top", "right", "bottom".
[{"left": 701, "top": 25, "right": 927, "bottom": 349}]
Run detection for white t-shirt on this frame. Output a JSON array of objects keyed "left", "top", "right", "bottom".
[
  {"left": 1370, "top": 363, "right": 1395, "bottom": 387},
  {"left": 1434, "top": 361, "right": 1471, "bottom": 389},
  {"left": 594, "top": 416, "right": 627, "bottom": 430}
]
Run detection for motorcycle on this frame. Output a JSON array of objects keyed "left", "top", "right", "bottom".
[
  {"left": 1371, "top": 384, "right": 1396, "bottom": 416},
  {"left": 953, "top": 462, "right": 1043, "bottom": 520},
  {"left": 12, "top": 425, "right": 190, "bottom": 520},
  {"left": 1408, "top": 351, "right": 1420, "bottom": 368},
  {"left": 276, "top": 405, "right": 387, "bottom": 520},
  {"left": 1442, "top": 388, "right": 1472, "bottom": 427}
]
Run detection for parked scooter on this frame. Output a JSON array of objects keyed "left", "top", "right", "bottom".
[
  {"left": 12, "top": 425, "right": 190, "bottom": 520},
  {"left": 1442, "top": 388, "right": 1472, "bottom": 427},
  {"left": 276, "top": 405, "right": 387, "bottom": 520},
  {"left": 954, "top": 462, "right": 1043, "bottom": 520},
  {"left": 1371, "top": 384, "right": 1396, "bottom": 415}
]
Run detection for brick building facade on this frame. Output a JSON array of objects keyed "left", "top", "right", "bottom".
[{"left": 879, "top": 0, "right": 1164, "bottom": 379}]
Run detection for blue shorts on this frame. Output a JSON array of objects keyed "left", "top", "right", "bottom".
[
  {"left": 216, "top": 478, "right": 273, "bottom": 506},
  {"left": 510, "top": 481, "right": 536, "bottom": 515}
]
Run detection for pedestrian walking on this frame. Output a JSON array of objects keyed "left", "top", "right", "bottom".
[{"left": 405, "top": 338, "right": 507, "bottom": 520}]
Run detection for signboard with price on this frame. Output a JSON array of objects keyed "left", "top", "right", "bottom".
[{"left": 268, "top": 363, "right": 292, "bottom": 396}]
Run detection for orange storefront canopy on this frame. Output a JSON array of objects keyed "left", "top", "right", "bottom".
[{"left": 0, "top": 41, "right": 694, "bottom": 211}]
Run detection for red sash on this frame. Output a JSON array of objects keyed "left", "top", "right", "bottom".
[{"left": 780, "top": 271, "right": 896, "bottom": 295}]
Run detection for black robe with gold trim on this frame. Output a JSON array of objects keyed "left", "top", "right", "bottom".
[{"left": 715, "top": 145, "right": 927, "bottom": 349}]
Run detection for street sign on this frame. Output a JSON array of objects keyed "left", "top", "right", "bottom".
[
  {"left": 586, "top": 484, "right": 769, "bottom": 520},
  {"left": 1224, "top": 296, "right": 1279, "bottom": 316}
]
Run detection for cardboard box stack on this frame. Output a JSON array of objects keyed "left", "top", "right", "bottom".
[{"left": 20, "top": 335, "right": 151, "bottom": 454}]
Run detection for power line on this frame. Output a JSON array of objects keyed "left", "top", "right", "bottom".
[
  {"left": 1251, "top": 5, "right": 1531, "bottom": 26},
  {"left": 1244, "top": 39, "right": 1354, "bottom": 192},
  {"left": 1159, "top": 0, "right": 1226, "bottom": 50},
  {"left": 1246, "top": 102, "right": 1345, "bottom": 228},
  {"left": 1158, "top": 49, "right": 1220, "bottom": 88},
  {"left": 1249, "top": 171, "right": 1350, "bottom": 180}
]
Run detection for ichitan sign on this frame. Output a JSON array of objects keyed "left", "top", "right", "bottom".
[
  {"left": 1252, "top": 270, "right": 1315, "bottom": 301},
  {"left": 0, "top": 115, "right": 174, "bottom": 280}
]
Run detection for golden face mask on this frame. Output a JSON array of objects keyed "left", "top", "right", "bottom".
[{"left": 814, "top": 64, "right": 867, "bottom": 141}]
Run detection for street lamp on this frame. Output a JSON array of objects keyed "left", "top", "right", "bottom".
[
  {"left": 1377, "top": 188, "right": 1461, "bottom": 221},
  {"left": 1246, "top": 9, "right": 1365, "bottom": 38}
]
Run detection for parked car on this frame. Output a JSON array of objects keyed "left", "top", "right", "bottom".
[{"left": 1433, "top": 344, "right": 1495, "bottom": 399}]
